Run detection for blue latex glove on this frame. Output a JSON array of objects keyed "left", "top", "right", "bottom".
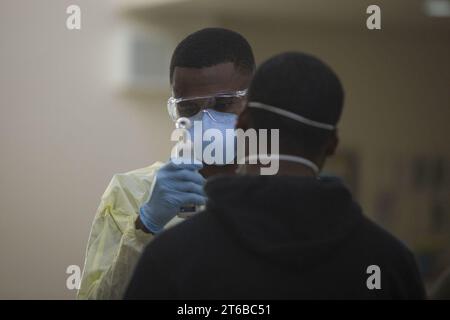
[{"left": 139, "top": 160, "right": 206, "bottom": 234}]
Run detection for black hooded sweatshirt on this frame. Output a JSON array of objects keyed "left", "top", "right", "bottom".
[{"left": 125, "top": 175, "right": 426, "bottom": 299}]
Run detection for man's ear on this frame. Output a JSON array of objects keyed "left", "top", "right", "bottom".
[
  {"left": 325, "top": 130, "right": 339, "bottom": 156},
  {"left": 236, "top": 108, "right": 251, "bottom": 130}
]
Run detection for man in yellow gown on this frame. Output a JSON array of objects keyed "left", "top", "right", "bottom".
[{"left": 77, "top": 28, "right": 255, "bottom": 299}]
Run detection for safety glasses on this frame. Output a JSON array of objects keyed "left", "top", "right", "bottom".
[{"left": 167, "top": 89, "right": 247, "bottom": 121}]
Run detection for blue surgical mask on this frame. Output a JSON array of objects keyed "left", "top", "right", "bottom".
[{"left": 187, "top": 109, "right": 237, "bottom": 165}]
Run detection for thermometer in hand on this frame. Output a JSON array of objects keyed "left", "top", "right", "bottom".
[{"left": 175, "top": 117, "right": 204, "bottom": 218}]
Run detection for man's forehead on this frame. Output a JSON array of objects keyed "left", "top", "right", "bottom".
[{"left": 172, "top": 62, "right": 250, "bottom": 98}]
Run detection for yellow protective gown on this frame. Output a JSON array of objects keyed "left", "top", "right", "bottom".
[{"left": 77, "top": 162, "right": 184, "bottom": 299}]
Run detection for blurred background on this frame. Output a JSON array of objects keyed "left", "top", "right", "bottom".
[{"left": 0, "top": 0, "right": 449, "bottom": 299}]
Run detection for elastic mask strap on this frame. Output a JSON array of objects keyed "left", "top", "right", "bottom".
[
  {"left": 245, "top": 154, "right": 320, "bottom": 175},
  {"left": 248, "top": 102, "right": 335, "bottom": 131}
]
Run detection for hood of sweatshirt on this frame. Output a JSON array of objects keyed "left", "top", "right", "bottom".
[{"left": 204, "top": 174, "right": 364, "bottom": 271}]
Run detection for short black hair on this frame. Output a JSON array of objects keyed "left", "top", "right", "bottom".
[
  {"left": 247, "top": 52, "right": 344, "bottom": 157},
  {"left": 170, "top": 28, "right": 255, "bottom": 83}
]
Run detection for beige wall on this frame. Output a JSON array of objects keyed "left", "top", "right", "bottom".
[
  {"left": 0, "top": 0, "right": 449, "bottom": 298},
  {"left": 0, "top": 0, "right": 174, "bottom": 299}
]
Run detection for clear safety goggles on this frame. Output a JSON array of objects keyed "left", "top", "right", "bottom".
[{"left": 167, "top": 89, "right": 247, "bottom": 121}]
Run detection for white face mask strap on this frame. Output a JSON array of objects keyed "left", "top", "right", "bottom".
[
  {"left": 245, "top": 154, "right": 320, "bottom": 175},
  {"left": 248, "top": 102, "right": 335, "bottom": 131}
]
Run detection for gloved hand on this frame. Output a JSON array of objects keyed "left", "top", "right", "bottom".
[{"left": 139, "top": 160, "right": 206, "bottom": 234}]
